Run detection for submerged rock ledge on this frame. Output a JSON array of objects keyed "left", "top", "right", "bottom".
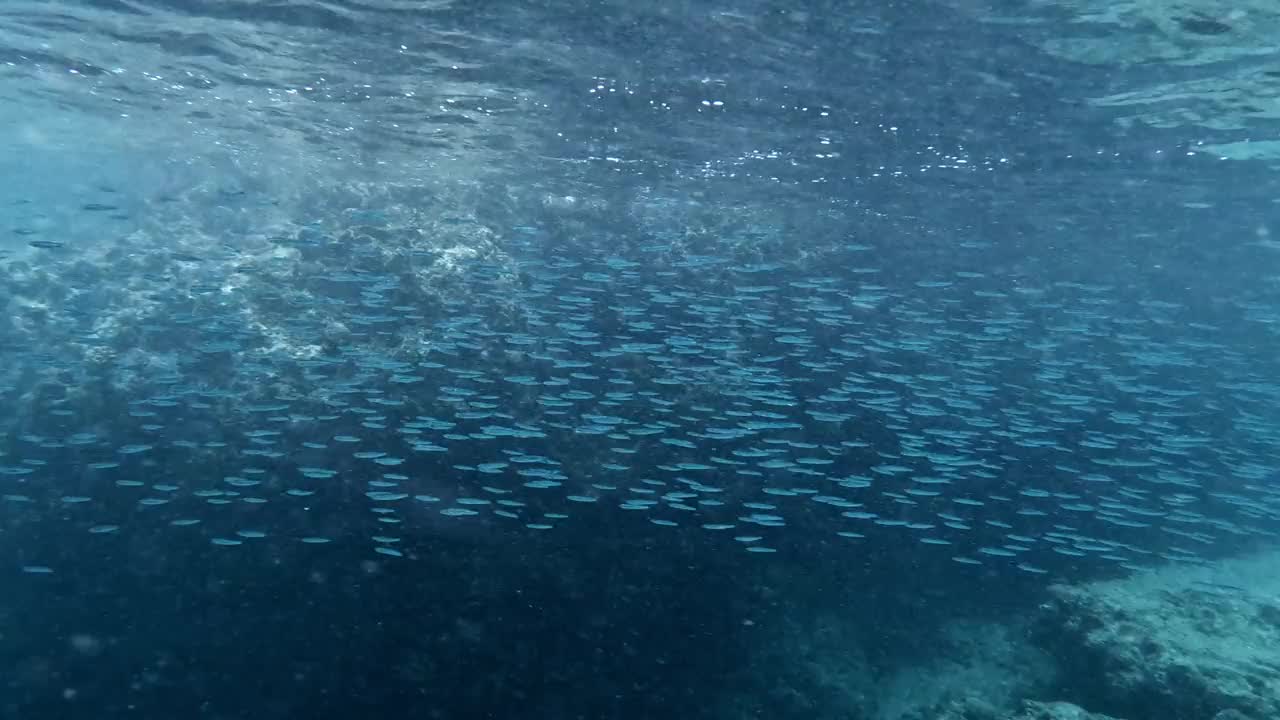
[
  {"left": 1033, "top": 548, "right": 1280, "bottom": 720},
  {"left": 841, "top": 547, "right": 1280, "bottom": 720}
]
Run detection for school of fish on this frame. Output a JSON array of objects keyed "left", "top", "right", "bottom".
[{"left": 2, "top": 192, "right": 1279, "bottom": 579}]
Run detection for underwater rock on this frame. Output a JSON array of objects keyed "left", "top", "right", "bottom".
[
  {"left": 876, "top": 619, "right": 1056, "bottom": 720},
  {"left": 1009, "top": 701, "right": 1124, "bottom": 720},
  {"left": 724, "top": 609, "right": 879, "bottom": 720},
  {"left": 901, "top": 698, "right": 1123, "bottom": 720},
  {"left": 1036, "top": 548, "right": 1280, "bottom": 720},
  {"left": 895, "top": 695, "right": 1003, "bottom": 720}
]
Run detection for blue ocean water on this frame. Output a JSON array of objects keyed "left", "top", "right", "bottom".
[{"left": 1, "top": 1, "right": 1278, "bottom": 718}]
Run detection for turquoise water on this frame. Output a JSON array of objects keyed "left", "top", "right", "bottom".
[{"left": 1, "top": 1, "right": 1277, "bottom": 718}]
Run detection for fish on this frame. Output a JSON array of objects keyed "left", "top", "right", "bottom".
[{"left": 0, "top": 185, "right": 1273, "bottom": 597}]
